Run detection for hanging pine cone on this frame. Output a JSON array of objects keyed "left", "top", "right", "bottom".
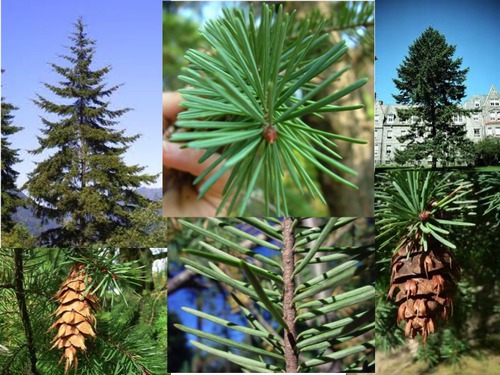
[
  {"left": 49, "top": 263, "right": 99, "bottom": 373},
  {"left": 388, "top": 216, "right": 460, "bottom": 342}
]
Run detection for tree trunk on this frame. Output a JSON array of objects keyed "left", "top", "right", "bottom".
[{"left": 13, "top": 250, "right": 40, "bottom": 375}]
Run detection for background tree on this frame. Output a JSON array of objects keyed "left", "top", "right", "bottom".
[
  {"left": 376, "top": 171, "right": 500, "bottom": 373},
  {"left": 168, "top": 217, "right": 375, "bottom": 373},
  {"left": 392, "top": 27, "right": 473, "bottom": 168},
  {"left": 1, "top": 72, "right": 24, "bottom": 233},
  {"left": 24, "top": 18, "right": 156, "bottom": 247},
  {"left": 0, "top": 248, "right": 167, "bottom": 374},
  {"left": 474, "top": 136, "right": 500, "bottom": 166}
]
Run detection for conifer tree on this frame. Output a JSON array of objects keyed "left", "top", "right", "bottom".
[
  {"left": 1, "top": 72, "right": 24, "bottom": 232},
  {"left": 392, "top": 27, "right": 473, "bottom": 167},
  {"left": 24, "top": 19, "right": 156, "bottom": 247}
]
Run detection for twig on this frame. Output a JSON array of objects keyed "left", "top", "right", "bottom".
[
  {"left": 282, "top": 217, "right": 299, "bottom": 373},
  {"left": 104, "top": 337, "right": 154, "bottom": 375},
  {"left": 13, "top": 250, "right": 40, "bottom": 375}
]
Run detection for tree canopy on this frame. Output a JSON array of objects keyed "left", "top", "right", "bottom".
[{"left": 392, "top": 27, "right": 473, "bottom": 167}]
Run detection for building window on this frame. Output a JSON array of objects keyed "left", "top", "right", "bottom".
[
  {"left": 474, "top": 100, "right": 480, "bottom": 108},
  {"left": 491, "top": 112, "right": 497, "bottom": 121},
  {"left": 386, "top": 145, "right": 392, "bottom": 154},
  {"left": 387, "top": 114, "right": 395, "bottom": 124},
  {"left": 473, "top": 114, "right": 479, "bottom": 121},
  {"left": 387, "top": 130, "right": 393, "bottom": 139},
  {"left": 490, "top": 100, "right": 499, "bottom": 106},
  {"left": 474, "top": 128, "right": 480, "bottom": 137}
]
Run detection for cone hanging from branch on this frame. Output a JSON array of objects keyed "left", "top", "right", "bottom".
[
  {"left": 49, "top": 263, "right": 99, "bottom": 373},
  {"left": 388, "top": 218, "right": 461, "bottom": 342}
]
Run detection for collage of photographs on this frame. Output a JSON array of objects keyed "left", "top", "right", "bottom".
[{"left": 0, "top": 0, "right": 499, "bottom": 374}]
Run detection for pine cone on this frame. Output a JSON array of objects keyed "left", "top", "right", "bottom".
[
  {"left": 49, "top": 264, "right": 99, "bottom": 373},
  {"left": 388, "top": 223, "right": 460, "bottom": 342}
]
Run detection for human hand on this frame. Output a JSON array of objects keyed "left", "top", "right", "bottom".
[{"left": 163, "top": 92, "right": 229, "bottom": 217}]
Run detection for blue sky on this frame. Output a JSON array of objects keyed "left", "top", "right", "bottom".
[
  {"left": 376, "top": 0, "right": 500, "bottom": 103},
  {"left": 169, "top": 242, "right": 280, "bottom": 351},
  {"left": 1, "top": 0, "right": 162, "bottom": 188}
]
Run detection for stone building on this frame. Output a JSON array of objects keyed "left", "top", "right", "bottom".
[{"left": 374, "top": 85, "right": 500, "bottom": 165}]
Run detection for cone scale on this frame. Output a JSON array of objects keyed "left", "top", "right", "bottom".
[
  {"left": 388, "top": 215, "right": 460, "bottom": 342},
  {"left": 49, "top": 264, "right": 98, "bottom": 373}
]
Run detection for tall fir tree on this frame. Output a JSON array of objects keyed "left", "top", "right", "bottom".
[
  {"left": 1, "top": 71, "right": 24, "bottom": 232},
  {"left": 24, "top": 19, "right": 156, "bottom": 247},
  {"left": 392, "top": 27, "right": 474, "bottom": 167}
]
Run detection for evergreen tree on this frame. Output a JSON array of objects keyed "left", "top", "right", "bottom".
[
  {"left": 392, "top": 27, "right": 473, "bottom": 167},
  {"left": 1, "top": 72, "right": 24, "bottom": 232},
  {"left": 24, "top": 19, "right": 156, "bottom": 247}
]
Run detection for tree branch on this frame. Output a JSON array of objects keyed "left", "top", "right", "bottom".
[
  {"left": 13, "top": 250, "right": 40, "bottom": 375},
  {"left": 282, "top": 217, "right": 299, "bottom": 373},
  {"left": 167, "top": 268, "right": 206, "bottom": 295},
  {"left": 104, "top": 338, "right": 154, "bottom": 375}
]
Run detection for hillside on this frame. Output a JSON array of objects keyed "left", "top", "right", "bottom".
[{"left": 12, "top": 187, "right": 162, "bottom": 236}]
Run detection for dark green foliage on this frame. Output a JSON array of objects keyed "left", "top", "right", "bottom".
[
  {"left": 105, "top": 200, "right": 168, "bottom": 248},
  {"left": 0, "top": 248, "right": 167, "bottom": 374},
  {"left": 474, "top": 136, "right": 500, "bottom": 166},
  {"left": 392, "top": 27, "right": 474, "bottom": 167},
  {"left": 170, "top": 4, "right": 368, "bottom": 215},
  {"left": 1, "top": 76, "right": 24, "bottom": 232},
  {"left": 24, "top": 18, "right": 156, "bottom": 247},
  {"left": 0, "top": 224, "right": 37, "bottom": 247}
]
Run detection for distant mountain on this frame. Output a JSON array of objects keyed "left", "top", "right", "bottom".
[
  {"left": 12, "top": 192, "right": 57, "bottom": 236},
  {"left": 13, "top": 187, "right": 163, "bottom": 236},
  {"left": 137, "top": 187, "right": 162, "bottom": 201}
]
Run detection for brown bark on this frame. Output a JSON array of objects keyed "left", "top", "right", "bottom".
[{"left": 282, "top": 217, "right": 298, "bottom": 373}]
